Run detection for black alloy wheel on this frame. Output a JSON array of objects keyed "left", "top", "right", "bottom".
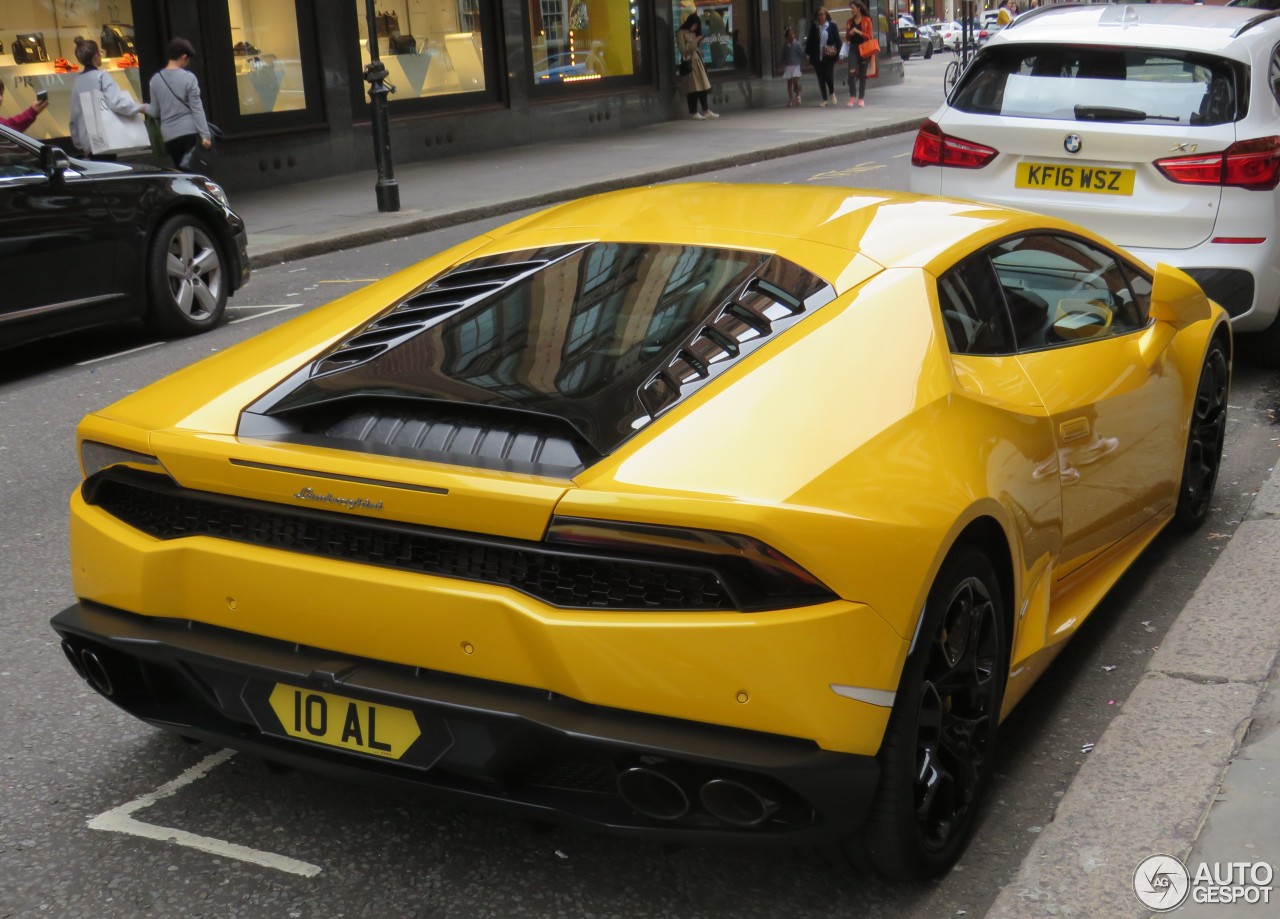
[
  {"left": 848, "top": 545, "right": 1007, "bottom": 879},
  {"left": 1172, "top": 338, "right": 1229, "bottom": 531},
  {"left": 147, "top": 213, "right": 228, "bottom": 337}
]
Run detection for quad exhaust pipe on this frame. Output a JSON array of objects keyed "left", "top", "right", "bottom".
[{"left": 616, "top": 765, "right": 780, "bottom": 827}]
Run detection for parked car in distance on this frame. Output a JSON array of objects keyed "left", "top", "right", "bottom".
[
  {"left": 911, "top": 3, "right": 1280, "bottom": 362},
  {"left": 918, "top": 23, "right": 943, "bottom": 56},
  {"left": 0, "top": 125, "right": 250, "bottom": 350},
  {"left": 897, "top": 16, "right": 923, "bottom": 59},
  {"left": 53, "top": 182, "right": 1230, "bottom": 881}
]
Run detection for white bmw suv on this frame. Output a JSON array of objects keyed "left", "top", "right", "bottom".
[{"left": 911, "top": 4, "right": 1280, "bottom": 361}]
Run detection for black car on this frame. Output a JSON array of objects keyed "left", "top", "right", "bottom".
[{"left": 0, "top": 125, "right": 249, "bottom": 350}]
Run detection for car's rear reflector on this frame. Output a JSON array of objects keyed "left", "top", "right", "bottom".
[
  {"left": 911, "top": 119, "right": 998, "bottom": 169},
  {"left": 1154, "top": 137, "right": 1280, "bottom": 191},
  {"left": 1211, "top": 237, "right": 1266, "bottom": 245}
]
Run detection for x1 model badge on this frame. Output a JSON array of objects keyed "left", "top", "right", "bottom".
[{"left": 1063, "top": 134, "right": 1083, "bottom": 155}]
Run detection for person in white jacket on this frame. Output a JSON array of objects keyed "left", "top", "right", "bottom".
[{"left": 68, "top": 37, "right": 150, "bottom": 159}]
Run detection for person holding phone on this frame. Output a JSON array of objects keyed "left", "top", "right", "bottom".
[{"left": 0, "top": 77, "right": 50, "bottom": 133}]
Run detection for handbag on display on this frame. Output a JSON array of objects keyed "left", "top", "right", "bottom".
[
  {"left": 388, "top": 31, "right": 417, "bottom": 55},
  {"left": 100, "top": 23, "right": 136, "bottom": 57},
  {"left": 11, "top": 33, "right": 49, "bottom": 64}
]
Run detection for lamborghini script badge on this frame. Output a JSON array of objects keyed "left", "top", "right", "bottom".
[{"left": 293, "top": 487, "right": 384, "bottom": 511}]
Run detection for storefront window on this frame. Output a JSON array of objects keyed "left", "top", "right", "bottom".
[
  {"left": 354, "top": 0, "right": 486, "bottom": 101},
  {"left": 671, "top": 0, "right": 749, "bottom": 74},
  {"left": 0, "top": 1, "right": 143, "bottom": 142},
  {"left": 528, "top": 0, "right": 641, "bottom": 85},
  {"left": 227, "top": 0, "right": 307, "bottom": 115}
]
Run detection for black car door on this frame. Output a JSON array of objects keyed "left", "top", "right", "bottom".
[{"left": 0, "top": 129, "right": 128, "bottom": 340}]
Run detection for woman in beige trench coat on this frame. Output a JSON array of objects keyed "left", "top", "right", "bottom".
[{"left": 676, "top": 14, "right": 718, "bottom": 120}]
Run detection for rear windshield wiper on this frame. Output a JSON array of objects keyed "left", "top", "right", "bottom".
[{"left": 1074, "top": 105, "right": 1180, "bottom": 123}]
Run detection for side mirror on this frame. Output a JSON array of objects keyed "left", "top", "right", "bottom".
[
  {"left": 39, "top": 144, "right": 70, "bottom": 182},
  {"left": 1149, "top": 263, "right": 1210, "bottom": 328}
]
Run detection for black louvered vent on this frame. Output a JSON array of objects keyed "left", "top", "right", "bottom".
[
  {"left": 312, "top": 250, "right": 585, "bottom": 378},
  {"left": 636, "top": 277, "right": 813, "bottom": 418},
  {"left": 85, "top": 470, "right": 734, "bottom": 612}
]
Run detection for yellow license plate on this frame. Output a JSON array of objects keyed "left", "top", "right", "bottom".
[
  {"left": 267, "top": 683, "right": 421, "bottom": 760},
  {"left": 1016, "top": 162, "right": 1135, "bottom": 196}
]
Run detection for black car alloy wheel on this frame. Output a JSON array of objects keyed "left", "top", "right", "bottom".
[
  {"left": 849, "top": 545, "right": 1006, "bottom": 879},
  {"left": 1173, "top": 338, "right": 1229, "bottom": 531}
]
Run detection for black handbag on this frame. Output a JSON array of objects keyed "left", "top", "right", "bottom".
[
  {"left": 179, "top": 143, "right": 214, "bottom": 174},
  {"left": 679, "top": 59, "right": 692, "bottom": 76},
  {"left": 11, "top": 33, "right": 48, "bottom": 65},
  {"left": 100, "top": 23, "right": 136, "bottom": 57}
]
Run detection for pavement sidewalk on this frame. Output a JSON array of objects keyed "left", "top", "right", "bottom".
[
  {"left": 224, "top": 60, "right": 1280, "bottom": 917},
  {"left": 233, "top": 68, "right": 941, "bottom": 269}
]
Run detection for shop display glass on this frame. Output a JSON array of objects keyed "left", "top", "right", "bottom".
[
  {"left": 671, "top": 0, "right": 751, "bottom": 73},
  {"left": 354, "top": 1, "right": 487, "bottom": 101},
  {"left": 528, "top": 0, "right": 641, "bottom": 85},
  {"left": 0, "top": 0, "right": 143, "bottom": 141},
  {"left": 227, "top": 0, "right": 307, "bottom": 115}
]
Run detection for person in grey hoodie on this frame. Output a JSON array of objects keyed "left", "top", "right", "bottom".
[
  {"left": 148, "top": 37, "right": 212, "bottom": 170},
  {"left": 68, "top": 37, "right": 150, "bottom": 159}
]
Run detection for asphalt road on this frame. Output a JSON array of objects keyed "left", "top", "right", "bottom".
[{"left": 2, "top": 127, "right": 1278, "bottom": 919}]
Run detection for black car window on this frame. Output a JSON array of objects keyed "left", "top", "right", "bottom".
[
  {"left": 951, "top": 44, "right": 1241, "bottom": 126},
  {"left": 0, "top": 132, "right": 43, "bottom": 178},
  {"left": 989, "top": 235, "right": 1149, "bottom": 351},
  {"left": 936, "top": 255, "right": 1016, "bottom": 355}
]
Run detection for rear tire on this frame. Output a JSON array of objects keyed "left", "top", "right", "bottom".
[
  {"left": 147, "top": 213, "right": 228, "bottom": 337},
  {"left": 845, "top": 545, "right": 1007, "bottom": 879},
  {"left": 924, "top": 43, "right": 934, "bottom": 60},
  {"left": 1172, "top": 338, "right": 1229, "bottom": 531},
  {"left": 901, "top": 50, "right": 911, "bottom": 61}
]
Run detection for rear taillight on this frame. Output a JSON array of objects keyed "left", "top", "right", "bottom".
[
  {"left": 1154, "top": 137, "right": 1280, "bottom": 191},
  {"left": 911, "top": 119, "right": 998, "bottom": 169}
]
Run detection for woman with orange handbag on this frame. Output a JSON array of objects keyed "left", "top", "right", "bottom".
[{"left": 846, "top": 2, "right": 874, "bottom": 107}]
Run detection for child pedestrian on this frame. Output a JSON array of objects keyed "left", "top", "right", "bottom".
[{"left": 780, "top": 27, "right": 805, "bottom": 107}]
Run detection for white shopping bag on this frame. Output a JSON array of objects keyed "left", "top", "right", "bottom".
[{"left": 79, "top": 90, "right": 149, "bottom": 154}]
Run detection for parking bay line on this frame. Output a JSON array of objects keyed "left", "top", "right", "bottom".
[
  {"left": 229, "top": 304, "right": 304, "bottom": 324},
  {"left": 88, "top": 748, "right": 323, "bottom": 877},
  {"left": 76, "top": 341, "right": 166, "bottom": 366}
]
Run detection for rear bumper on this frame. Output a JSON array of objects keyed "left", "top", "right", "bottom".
[{"left": 52, "top": 600, "right": 881, "bottom": 845}]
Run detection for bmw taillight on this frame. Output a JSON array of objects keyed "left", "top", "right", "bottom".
[
  {"left": 1154, "top": 137, "right": 1280, "bottom": 191},
  {"left": 911, "top": 119, "right": 998, "bottom": 169}
]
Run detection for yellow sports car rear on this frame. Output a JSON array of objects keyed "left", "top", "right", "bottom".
[{"left": 53, "top": 184, "right": 1230, "bottom": 878}]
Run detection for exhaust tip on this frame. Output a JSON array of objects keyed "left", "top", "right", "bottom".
[
  {"left": 61, "top": 640, "right": 88, "bottom": 681},
  {"left": 80, "top": 649, "right": 115, "bottom": 697},
  {"left": 699, "top": 778, "right": 778, "bottom": 828},
  {"left": 617, "top": 766, "right": 690, "bottom": 821}
]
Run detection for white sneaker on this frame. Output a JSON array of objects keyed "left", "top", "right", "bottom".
[
  {"left": 704, "top": 110, "right": 720, "bottom": 118},
  {"left": 690, "top": 112, "right": 705, "bottom": 120}
]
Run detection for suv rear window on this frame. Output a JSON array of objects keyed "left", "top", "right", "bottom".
[{"left": 952, "top": 44, "right": 1242, "bottom": 125}]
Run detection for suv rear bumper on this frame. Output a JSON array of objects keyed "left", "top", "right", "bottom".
[{"left": 52, "top": 600, "right": 881, "bottom": 845}]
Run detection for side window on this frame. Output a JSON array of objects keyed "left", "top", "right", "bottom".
[
  {"left": 936, "top": 255, "right": 1016, "bottom": 355},
  {"left": 989, "top": 235, "right": 1149, "bottom": 351},
  {"left": 0, "top": 133, "right": 44, "bottom": 179}
]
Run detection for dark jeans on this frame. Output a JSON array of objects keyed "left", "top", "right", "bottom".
[
  {"left": 165, "top": 133, "right": 200, "bottom": 170},
  {"left": 686, "top": 90, "right": 709, "bottom": 114},
  {"left": 814, "top": 57, "right": 837, "bottom": 99},
  {"left": 848, "top": 55, "right": 868, "bottom": 100}
]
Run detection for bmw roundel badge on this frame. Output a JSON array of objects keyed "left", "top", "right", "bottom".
[{"left": 1063, "top": 134, "right": 1083, "bottom": 155}]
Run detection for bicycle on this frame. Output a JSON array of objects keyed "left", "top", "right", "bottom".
[{"left": 943, "top": 28, "right": 978, "bottom": 96}]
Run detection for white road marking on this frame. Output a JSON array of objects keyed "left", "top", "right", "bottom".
[
  {"left": 809, "top": 162, "right": 886, "bottom": 180},
  {"left": 317, "top": 278, "right": 378, "bottom": 284},
  {"left": 894, "top": 151, "right": 912, "bottom": 158},
  {"left": 75, "top": 342, "right": 165, "bottom": 366},
  {"left": 227, "top": 303, "right": 304, "bottom": 310},
  {"left": 88, "top": 748, "right": 323, "bottom": 877},
  {"left": 230, "top": 304, "right": 304, "bottom": 324}
]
